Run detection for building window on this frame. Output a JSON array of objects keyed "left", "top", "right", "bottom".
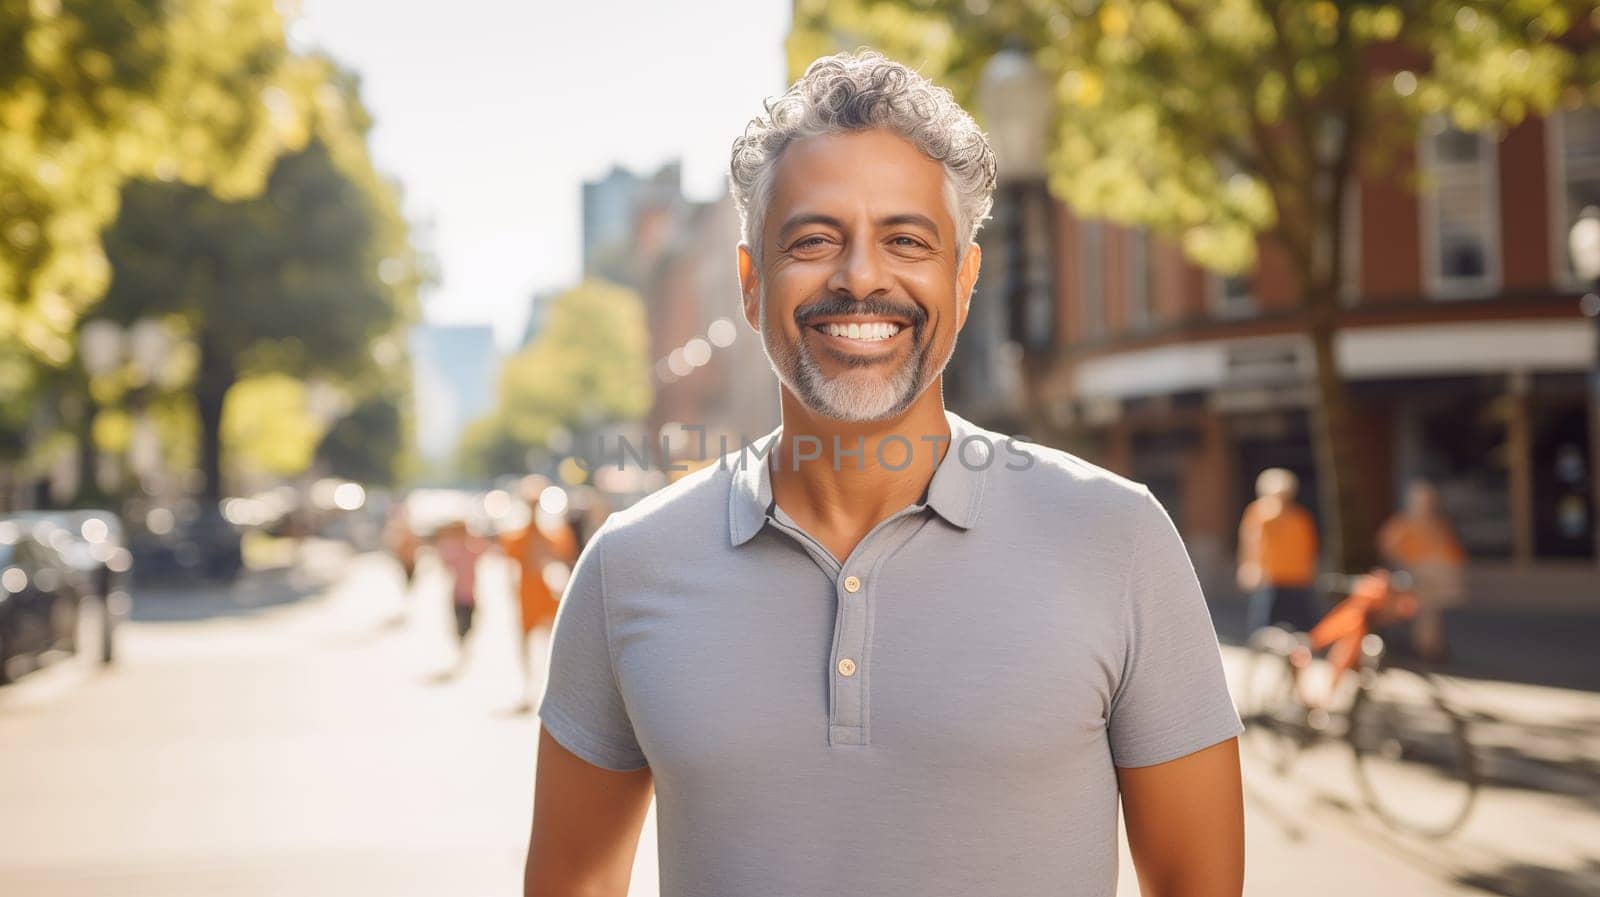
[
  {"left": 1210, "top": 269, "right": 1256, "bottom": 319},
  {"left": 1551, "top": 104, "right": 1600, "bottom": 288},
  {"left": 1125, "top": 228, "right": 1154, "bottom": 331},
  {"left": 1395, "top": 385, "right": 1515, "bottom": 560},
  {"left": 1419, "top": 116, "right": 1500, "bottom": 297},
  {"left": 1019, "top": 184, "right": 1056, "bottom": 346},
  {"left": 1080, "top": 218, "right": 1105, "bottom": 339}
]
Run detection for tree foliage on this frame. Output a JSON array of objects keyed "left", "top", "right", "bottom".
[
  {"left": 793, "top": 0, "right": 1596, "bottom": 276},
  {"left": 459, "top": 279, "right": 652, "bottom": 478},
  {"left": 221, "top": 373, "right": 323, "bottom": 478},
  {"left": 0, "top": 0, "right": 323, "bottom": 366},
  {"left": 316, "top": 391, "right": 411, "bottom": 486},
  {"left": 94, "top": 64, "right": 423, "bottom": 498}
]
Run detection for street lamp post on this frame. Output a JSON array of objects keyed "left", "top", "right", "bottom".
[
  {"left": 76, "top": 318, "right": 178, "bottom": 499},
  {"left": 77, "top": 320, "right": 128, "bottom": 503},
  {"left": 978, "top": 44, "right": 1055, "bottom": 433},
  {"left": 1567, "top": 205, "right": 1600, "bottom": 566}
]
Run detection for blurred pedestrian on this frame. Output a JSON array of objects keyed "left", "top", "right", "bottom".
[
  {"left": 432, "top": 518, "right": 489, "bottom": 677},
  {"left": 1378, "top": 478, "right": 1465, "bottom": 663},
  {"left": 498, "top": 476, "right": 578, "bottom": 712},
  {"left": 383, "top": 500, "right": 421, "bottom": 589},
  {"left": 566, "top": 485, "right": 612, "bottom": 554},
  {"left": 1237, "top": 467, "right": 1321, "bottom": 634}
]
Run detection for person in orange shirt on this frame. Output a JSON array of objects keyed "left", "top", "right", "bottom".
[
  {"left": 1237, "top": 468, "right": 1322, "bottom": 635},
  {"left": 1378, "top": 478, "right": 1466, "bottom": 664},
  {"left": 498, "top": 476, "right": 578, "bottom": 713}
]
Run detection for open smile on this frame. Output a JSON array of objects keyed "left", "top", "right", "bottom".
[
  {"left": 810, "top": 319, "right": 906, "bottom": 343},
  {"left": 805, "top": 319, "right": 912, "bottom": 359}
]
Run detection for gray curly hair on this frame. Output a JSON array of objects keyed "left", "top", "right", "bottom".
[{"left": 729, "top": 50, "right": 997, "bottom": 261}]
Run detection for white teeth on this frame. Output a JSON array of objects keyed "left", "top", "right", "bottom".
[{"left": 822, "top": 322, "right": 903, "bottom": 341}]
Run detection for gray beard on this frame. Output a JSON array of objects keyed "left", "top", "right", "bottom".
[{"left": 765, "top": 319, "right": 932, "bottom": 423}]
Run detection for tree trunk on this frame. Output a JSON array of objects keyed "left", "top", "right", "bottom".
[
  {"left": 1305, "top": 286, "right": 1374, "bottom": 574},
  {"left": 195, "top": 335, "right": 235, "bottom": 503},
  {"left": 75, "top": 395, "right": 100, "bottom": 506}
]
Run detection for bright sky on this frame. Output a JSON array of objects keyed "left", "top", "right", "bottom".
[{"left": 293, "top": 0, "right": 792, "bottom": 349}]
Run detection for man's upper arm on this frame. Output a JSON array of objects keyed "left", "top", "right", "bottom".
[
  {"left": 525, "top": 524, "right": 654, "bottom": 895},
  {"left": 1117, "top": 738, "right": 1244, "bottom": 897},
  {"left": 537, "top": 526, "right": 648, "bottom": 771},
  {"left": 524, "top": 727, "right": 653, "bottom": 897},
  {"left": 1110, "top": 489, "right": 1246, "bottom": 894},
  {"left": 1107, "top": 488, "right": 1245, "bottom": 768}
]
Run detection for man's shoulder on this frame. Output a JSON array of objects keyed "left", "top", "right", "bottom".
[
  {"left": 976, "top": 425, "right": 1152, "bottom": 518},
  {"left": 591, "top": 459, "right": 735, "bottom": 551}
]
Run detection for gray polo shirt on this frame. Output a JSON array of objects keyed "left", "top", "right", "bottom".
[{"left": 539, "top": 410, "right": 1243, "bottom": 897}]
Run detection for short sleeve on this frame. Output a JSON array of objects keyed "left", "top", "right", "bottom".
[
  {"left": 537, "top": 527, "right": 648, "bottom": 771},
  {"left": 1107, "top": 488, "right": 1245, "bottom": 768}
]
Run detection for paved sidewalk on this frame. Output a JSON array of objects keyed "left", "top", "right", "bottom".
[{"left": 0, "top": 550, "right": 610, "bottom": 897}]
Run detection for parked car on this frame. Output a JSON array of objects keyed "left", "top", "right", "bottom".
[
  {"left": 127, "top": 502, "right": 243, "bottom": 584},
  {"left": 7, "top": 510, "right": 133, "bottom": 665},
  {"left": 0, "top": 519, "right": 86, "bottom": 685}
]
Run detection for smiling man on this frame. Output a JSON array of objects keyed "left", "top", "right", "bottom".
[{"left": 524, "top": 51, "right": 1245, "bottom": 897}]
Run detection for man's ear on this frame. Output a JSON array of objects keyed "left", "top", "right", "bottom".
[
  {"left": 954, "top": 242, "right": 981, "bottom": 332},
  {"left": 737, "top": 242, "right": 761, "bottom": 332}
]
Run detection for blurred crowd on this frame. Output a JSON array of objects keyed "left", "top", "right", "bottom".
[
  {"left": 1239, "top": 468, "right": 1468, "bottom": 663},
  {"left": 382, "top": 476, "right": 612, "bottom": 711}
]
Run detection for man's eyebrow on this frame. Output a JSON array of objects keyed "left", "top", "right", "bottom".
[
  {"left": 776, "top": 213, "right": 844, "bottom": 243},
  {"left": 775, "top": 212, "right": 944, "bottom": 242},
  {"left": 879, "top": 213, "right": 941, "bottom": 236}
]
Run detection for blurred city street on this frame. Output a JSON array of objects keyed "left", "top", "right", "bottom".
[
  {"left": 1, "top": 548, "right": 1595, "bottom": 897},
  {"left": 0, "top": 546, "right": 656, "bottom": 897}
]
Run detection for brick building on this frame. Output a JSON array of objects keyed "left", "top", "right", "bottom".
[
  {"left": 950, "top": 92, "right": 1600, "bottom": 610},
  {"left": 639, "top": 190, "right": 780, "bottom": 465}
]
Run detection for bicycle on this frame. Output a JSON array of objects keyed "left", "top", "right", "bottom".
[{"left": 1237, "top": 568, "right": 1481, "bottom": 839}]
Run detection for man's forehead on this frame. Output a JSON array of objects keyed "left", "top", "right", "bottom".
[{"left": 766, "top": 130, "right": 952, "bottom": 231}]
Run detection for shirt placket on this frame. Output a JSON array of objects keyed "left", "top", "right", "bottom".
[{"left": 766, "top": 505, "right": 925, "bottom": 749}]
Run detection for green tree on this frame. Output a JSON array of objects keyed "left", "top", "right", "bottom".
[
  {"left": 456, "top": 409, "right": 528, "bottom": 481},
  {"left": 316, "top": 391, "right": 411, "bottom": 486},
  {"left": 792, "top": 0, "right": 1598, "bottom": 569},
  {"left": 95, "top": 67, "right": 422, "bottom": 500},
  {"left": 459, "top": 279, "right": 652, "bottom": 478},
  {"left": 221, "top": 374, "right": 324, "bottom": 478},
  {"left": 0, "top": 0, "right": 320, "bottom": 364},
  {"left": 1, "top": 0, "right": 329, "bottom": 499}
]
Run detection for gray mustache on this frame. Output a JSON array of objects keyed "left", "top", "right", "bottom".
[{"left": 795, "top": 295, "right": 927, "bottom": 328}]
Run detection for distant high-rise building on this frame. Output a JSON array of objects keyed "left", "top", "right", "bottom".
[
  {"left": 408, "top": 324, "right": 500, "bottom": 464},
  {"left": 518, "top": 289, "right": 561, "bottom": 349},
  {"left": 581, "top": 161, "right": 685, "bottom": 285}
]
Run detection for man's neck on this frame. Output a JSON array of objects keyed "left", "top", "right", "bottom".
[{"left": 767, "top": 388, "right": 952, "bottom": 561}]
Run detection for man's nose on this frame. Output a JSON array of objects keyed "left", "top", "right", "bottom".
[{"left": 824, "top": 237, "right": 891, "bottom": 300}]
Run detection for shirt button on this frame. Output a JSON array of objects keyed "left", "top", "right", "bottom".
[
  {"left": 837, "top": 658, "right": 857, "bottom": 677},
  {"left": 843, "top": 575, "right": 861, "bottom": 593}
]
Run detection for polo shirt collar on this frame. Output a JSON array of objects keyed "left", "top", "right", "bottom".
[
  {"left": 727, "top": 409, "right": 987, "bottom": 547},
  {"left": 727, "top": 426, "right": 780, "bottom": 547}
]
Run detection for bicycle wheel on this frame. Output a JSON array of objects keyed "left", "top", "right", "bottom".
[
  {"left": 1238, "top": 628, "right": 1307, "bottom": 774},
  {"left": 1348, "top": 662, "right": 1479, "bottom": 838}
]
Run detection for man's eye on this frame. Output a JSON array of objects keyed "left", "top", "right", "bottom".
[
  {"left": 892, "top": 236, "right": 928, "bottom": 249},
  {"left": 791, "top": 236, "right": 829, "bottom": 250}
]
